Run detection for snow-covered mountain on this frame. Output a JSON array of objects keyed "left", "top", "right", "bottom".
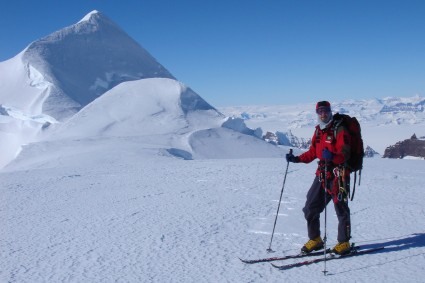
[
  {"left": 1, "top": 10, "right": 174, "bottom": 121},
  {"left": 220, "top": 95, "right": 425, "bottom": 155},
  {"left": 0, "top": 10, "right": 284, "bottom": 169},
  {"left": 0, "top": 10, "right": 176, "bottom": 168}
]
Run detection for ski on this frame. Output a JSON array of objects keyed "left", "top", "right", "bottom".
[
  {"left": 271, "top": 246, "right": 385, "bottom": 270},
  {"left": 239, "top": 248, "right": 331, "bottom": 264}
]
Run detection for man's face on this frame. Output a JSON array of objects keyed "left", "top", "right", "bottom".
[{"left": 317, "top": 107, "right": 331, "bottom": 123}]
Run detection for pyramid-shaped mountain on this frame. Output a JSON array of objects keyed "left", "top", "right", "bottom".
[
  {"left": 2, "top": 10, "right": 203, "bottom": 121},
  {"left": 1, "top": 10, "right": 286, "bottom": 169},
  {"left": 0, "top": 10, "right": 223, "bottom": 167}
]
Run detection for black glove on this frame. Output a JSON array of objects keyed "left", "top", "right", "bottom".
[{"left": 286, "top": 152, "right": 300, "bottom": 163}]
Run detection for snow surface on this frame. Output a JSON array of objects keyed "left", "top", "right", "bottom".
[
  {"left": 1, "top": 76, "right": 424, "bottom": 282},
  {"left": 1, "top": 138, "right": 424, "bottom": 282}
]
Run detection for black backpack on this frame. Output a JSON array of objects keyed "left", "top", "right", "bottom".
[{"left": 332, "top": 113, "right": 364, "bottom": 200}]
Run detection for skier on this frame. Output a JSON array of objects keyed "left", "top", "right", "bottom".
[{"left": 286, "top": 101, "right": 351, "bottom": 255}]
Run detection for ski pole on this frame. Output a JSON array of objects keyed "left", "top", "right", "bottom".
[
  {"left": 323, "top": 160, "right": 329, "bottom": 275},
  {"left": 267, "top": 149, "right": 292, "bottom": 253}
]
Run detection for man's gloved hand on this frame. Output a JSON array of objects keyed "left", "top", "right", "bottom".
[
  {"left": 286, "top": 152, "right": 300, "bottom": 163},
  {"left": 322, "top": 148, "right": 334, "bottom": 161}
]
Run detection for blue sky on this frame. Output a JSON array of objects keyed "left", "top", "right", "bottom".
[{"left": 1, "top": 0, "right": 424, "bottom": 107}]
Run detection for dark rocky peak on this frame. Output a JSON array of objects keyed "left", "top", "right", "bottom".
[{"left": 383, "top": 134, "right": 425, "bottom": 159}]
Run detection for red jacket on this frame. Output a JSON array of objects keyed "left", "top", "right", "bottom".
[{"left": 299, "top": 120, "right": 351, "bottom": 177}]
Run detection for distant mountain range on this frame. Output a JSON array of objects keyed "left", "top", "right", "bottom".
[{"left": 219, "top": 95, "right": 425, "bottom": 155}]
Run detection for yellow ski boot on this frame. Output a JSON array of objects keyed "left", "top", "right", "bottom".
[{"left": 301, "top": 236, "right": 324, "bottom": 254}]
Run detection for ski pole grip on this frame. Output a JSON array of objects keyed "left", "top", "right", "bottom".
[{"left": 287, "top": 149, "right": 293, "bottom": 163}]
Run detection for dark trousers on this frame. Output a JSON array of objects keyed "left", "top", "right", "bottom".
[{"left": 302, "top": 176, "right": 351, "bottom": 243}]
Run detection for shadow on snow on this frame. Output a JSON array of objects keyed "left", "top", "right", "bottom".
[
  {"left": 329, "top": 233, "right": 425, "bottom": 276},
  {"left": 360, "top": 232, "right": 425, "bottom": 252}
]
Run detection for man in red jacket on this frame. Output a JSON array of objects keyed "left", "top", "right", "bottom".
[{"left": 286, "top": 101, "right": 351, "bottom": 255}]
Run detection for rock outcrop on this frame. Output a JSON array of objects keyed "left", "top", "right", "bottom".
[{"left": 383, "top": 134, "right": 425, "bottom": 159}]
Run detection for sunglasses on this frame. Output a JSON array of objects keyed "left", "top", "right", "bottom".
[{"left": 316, "top": 108, "right": 331, "bottom": 115}]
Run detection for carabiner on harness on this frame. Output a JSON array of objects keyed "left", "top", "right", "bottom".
[{"left": 334, "top": 166, "right": 349, "bottom": 202}]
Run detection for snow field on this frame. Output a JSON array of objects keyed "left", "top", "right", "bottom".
[{"left": 1, "top": 146, "right": 424, "bottom": 282}]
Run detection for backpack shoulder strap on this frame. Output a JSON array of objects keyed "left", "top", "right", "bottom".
[
  {"left": 332, "top": 113, "right": 344, "bottom": 139},
  {"left": 314, "top": 125, "right": 321, "bottom": 144}
]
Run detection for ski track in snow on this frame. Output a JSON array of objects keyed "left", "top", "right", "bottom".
[{"left": 1, "top": 155, "right": 425, "bottom": 282}]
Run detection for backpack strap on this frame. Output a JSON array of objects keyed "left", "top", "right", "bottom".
[
  {"left": 314, "top": 126, "right": 320, "bottom": 142},
  {"left": 332, "top": 116, "right": 344, "bottom": 139},
  {"left": 350, "top": 169, "right": 361, "bottom": 201},
  {"left": 351, "top": 172, "right": 357, "bottom": 201}
]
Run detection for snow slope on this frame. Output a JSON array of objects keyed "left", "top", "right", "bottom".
[
  {"left": 7, "top": 77, "right": 283, "bottom": 171},
  {"left": 50, "top": 78, "right": 219, "bottom": 139},
  {"left": 1, "top": 137, "right": 424, "bottom": 282}
]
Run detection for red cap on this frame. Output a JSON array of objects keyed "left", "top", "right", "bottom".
[{"left": 316, "top": 101, "right": 331, "bottom": 113}]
